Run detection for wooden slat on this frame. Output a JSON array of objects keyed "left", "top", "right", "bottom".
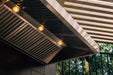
[
  {"left": 101, "top": 0, "right": 113, "bottom": 2},
  {"left": 66, "top": 0, "right": 113, "bottom": 7},
  {"left": 64, "top": 7, "right": 113, "bottom": 18},
  {"left": 93, "top": 38, "right": 113, "bottom": 44},
  {"left": 86, "top": 30, "right": 113, "bottom": 37},
  {"left": 90, "top": 34, "right": 113, "bottom": 40},
  {"left": 80, "top": 25, "right": 113, "bottom": 33},
  {"left": 75, "top": 19, "right": 113, "bottom": 28},
  {"left": 64, "top": 1, "right": 113, "bottom": 13},
  {"left": 71, "top": 14, "right": 113, "bottom": 24}
]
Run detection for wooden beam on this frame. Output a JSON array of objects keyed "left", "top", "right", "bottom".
[
  {"left": 74, "top": 19, "right": 113, "bottom": 28},
  {"left": 55, "top": 33, "right": 75, "bottom": 37},
  {"left": 41, "top": 0, "right": 99, "bottom": 53},
  {"left": 64, "top": 7, "right": 113, "bottom": 18},
  {"left": 64, "top": 1, "right": 113, "bottom": 13},
  {"left": 56, "top": 32, "right": 113, "bottom": 43},
  {"left": 56, "top": 33, "right": 113, "bottom": 42}
]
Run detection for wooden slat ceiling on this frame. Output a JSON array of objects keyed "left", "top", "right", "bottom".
[{"left": 64, "top": 0, "right": 113, "bottom": 44}]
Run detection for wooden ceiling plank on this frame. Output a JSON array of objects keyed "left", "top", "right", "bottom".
[
  {"left": 65, "top": 0, "right": 113, "bottom": 7},
  {"left": 64, "top": 7, "right": 113, "bottom": 18},
  {"left": 90, "top": 34, "right": 113, "bottom": 40},
  {"left": 80, "top": 25, "right": 113, "bottom": 33},
  {"left": 71, "top": 14, "right": 113, "bottom": 24},
  {"left": 75, "top": 19, "right": 113, "bottom": 28},
  {"left": 64, "top": 1, "right": 113, "bottom": 13},
  {"left": 93, "top": 38, "right": 113, "bottom": 44},
  {"left": 86, "top": 30, "right": 113, "bottom": 37}
]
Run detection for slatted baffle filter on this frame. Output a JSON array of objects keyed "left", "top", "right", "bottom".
[{"left": 0, "top": 1, "right": 65, "bottom": 64}]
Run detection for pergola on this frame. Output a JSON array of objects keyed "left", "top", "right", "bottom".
[{"left": 64, "top": 0, "right": 113, "bottom": 44}]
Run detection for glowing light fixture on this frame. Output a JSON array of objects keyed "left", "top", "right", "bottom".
[
  {"left": 38, "top": 25, "right": 44, "bottom": 31},
  {"left": 12, "top": 5, "right": 20, "bottom": 12},
  {"left": 58, "top": 40, "right": 63, "bottom": 45}
]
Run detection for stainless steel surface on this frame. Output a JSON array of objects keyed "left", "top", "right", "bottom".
[{"left": 0, "top": 1, "right": 64, "bottom": 64}]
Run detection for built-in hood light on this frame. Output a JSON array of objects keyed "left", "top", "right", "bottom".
[
  {"left": 38, "top": 25, "right": 44, "bottom": 31},
  {"left": 58, "top": 40, "right": 63, "bottom": 46},
  {"left": 12, "top": 5, "right": 20, "bottom": 12}
]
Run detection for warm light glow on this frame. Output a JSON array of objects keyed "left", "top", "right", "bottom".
[
  {"left": 12, "top": 5, "right": 20, "bottom": 12},
  {"left": 38, "top": 25, "right": 44, "bottom": 31},
  {"left": 5, "top": 0, "right": 10, "bottom": 2},
  {"left": 58, "top": 40, "right": 63, "bottom": 45}
]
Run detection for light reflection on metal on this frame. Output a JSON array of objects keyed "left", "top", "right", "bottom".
[{"left": 5, "top": 0, "right": 10, "bottom": 2}]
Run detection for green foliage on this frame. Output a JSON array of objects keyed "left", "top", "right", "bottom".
[
  {"left": 98, "top": 42, "right": 113, "bottom": 53},
  {"left": 56, "top": 43, "right": 113, "bottom": 75}
]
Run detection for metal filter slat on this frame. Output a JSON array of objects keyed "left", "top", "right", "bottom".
[
  {"left": 22, "top": 33, "right": 41, "bottom": 50},
  {"left": 0, "top": 15, "right": 18, "bottom": 37},
  {"left": 29, "top": 39, "right": 60, "bottom": 60},
  {"left": 11, "top": 26, "right": 30, "bottom": 43},
  {"left": 0, "top": 14, "right": 15, "bottom": 32},
  {"left": 3, "top": 20, "right": 24, "bottom": 38},
  {"left": 14, "top": 26, "right": 33, "bottom": 45},
  {"left": 10, "top": 25, "right": 29, "bottom": 43},
  {"left": 0, "top": 6, "right": 4, "bottom": 11},
  {"left": 5, "top": 23, "right": 27, "bottom": 40},
  {"left": 17, "top": 30, "right": 37, "bottom": 48},
  {"left": 29, "top": 39, "right": 50, "bottom": 54},
  {"left": 0, "top": 10, "right": 11, "bottom": 24},
  {"left": 0, "top": 8, "right": 8, "bottom": 19}
]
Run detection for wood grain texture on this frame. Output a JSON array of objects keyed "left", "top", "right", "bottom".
[{"left": 64, "top": 0, "right": 113, "bottom": 44}]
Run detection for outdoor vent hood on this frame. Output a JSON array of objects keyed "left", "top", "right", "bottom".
[
  {"left": 0, "top": 0, "right": 99, "bottom": 64},
  {"left": 0, "top": 1, "right": 65, "bottom": 64}
]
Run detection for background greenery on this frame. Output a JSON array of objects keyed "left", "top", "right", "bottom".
[{"left": 56, "top": 43, "right": 113, "bottom": 75}]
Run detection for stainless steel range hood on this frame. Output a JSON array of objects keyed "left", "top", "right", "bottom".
[{"left": 0, "top": 1, "right": 65, "bottom": 64}]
